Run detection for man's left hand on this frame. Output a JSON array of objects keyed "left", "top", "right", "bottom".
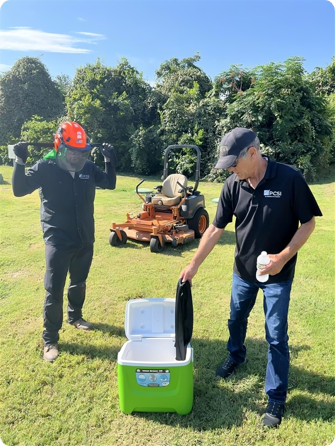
[
  {"left": 100, "top": 143, "right": 117, "bottom": 166},
  {"left": 263, "top": 254, "right": 286, "bottom": 276}
]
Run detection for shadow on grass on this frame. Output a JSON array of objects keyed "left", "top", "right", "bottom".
[
  {"left": 91, "top": 322, "right": 125, "bottom": 337},
  {"left": 287, "top": 395, "right": 335, "bottom": 422},
  {"left": 131, "top": 337, "right": 334, "bottom": 430},
  {"left": 60, "top": 341, "right": 120, "bottom": 361},
  {"left": 60, "top": 323, "right": 124, "bottom": 360},
  {"left": 110, "top": 229, "right": 236, "bottom": 256}
]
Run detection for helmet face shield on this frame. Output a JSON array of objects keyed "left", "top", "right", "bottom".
[
  {"left": 54, "top": 121, "right": 91, "bottom": 172},
  {"left": 56, "top": 146, "right": 90, "bottom": 172}
]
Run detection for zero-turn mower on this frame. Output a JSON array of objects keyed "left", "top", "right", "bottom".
[{"left": 109, "top": 144, "right": 209, "bottom": 253}]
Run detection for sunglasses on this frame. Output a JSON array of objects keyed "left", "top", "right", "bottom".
[{"left": 229, "top": 147, "right": 250, "bottom": 168}]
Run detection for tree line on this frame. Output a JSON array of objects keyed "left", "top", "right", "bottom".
[{"left": 0, "top": 54, "right": 334, "bottom": 181}]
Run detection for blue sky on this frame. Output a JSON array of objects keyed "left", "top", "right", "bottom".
[{"left": 0, "top": 0, "right": 334, "bottom": 84}]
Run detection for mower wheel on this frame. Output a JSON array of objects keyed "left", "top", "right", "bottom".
[
  {"left": 150, "top": 236, "right": 165, "bottom": 253},
  {"left": 109, "top": 230, "right": 127, "bottom": 246},
  {"left": 188, "top": 208, "right": 209, "bottom": 238}
]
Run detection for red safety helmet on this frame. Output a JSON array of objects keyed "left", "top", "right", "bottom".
[
  {"left": 54, "top": 122, "right": 91, "bottom": 172},
  {"left": 54, "top": 121, "right": 91, "bottom": 152}
]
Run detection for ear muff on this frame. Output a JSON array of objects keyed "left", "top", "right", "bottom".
[{"left": 54, "top": 128, "right": 64, "bottom": 152}]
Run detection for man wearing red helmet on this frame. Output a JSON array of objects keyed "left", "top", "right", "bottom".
[{"left": 12, "top": 122, "right": 117, "bottom": 362}]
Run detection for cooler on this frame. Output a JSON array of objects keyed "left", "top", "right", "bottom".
[{"left": 117, "top": 297, "right": 193, "bottom": 415}]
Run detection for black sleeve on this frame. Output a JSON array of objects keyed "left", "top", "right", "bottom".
[
  {"left": 212, "top": 180, "right": 234, "bottom": 229},
  {"left": 12, "top": 162, "right": 42, "bottom": 197},
  {"left": 94, "top": 162, "right": 116, "bottom": 190},
  {"left": 292, "top": 170, "right": 322, "bottom": 223}
]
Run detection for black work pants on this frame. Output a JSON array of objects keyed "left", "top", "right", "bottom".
[{"left": 43, "top": 243, "right": 93, "bottom": 345}]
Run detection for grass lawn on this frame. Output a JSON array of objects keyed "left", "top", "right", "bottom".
[{"left": 0, "top": 164, "right": 334, "bottom": 446}]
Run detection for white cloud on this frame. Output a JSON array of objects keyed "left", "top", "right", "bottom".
[
  {"left": 0, "top": 63, "right": 11, "bottom": 72},
  {"left": 77, "top": 32, "right": 104, "bottom": 37},
  {"left": 0, "top": 27, "right": 106, "bottom": 53},
  {"left": 76, "top": 31, "right": 105, "bottom": 44}
]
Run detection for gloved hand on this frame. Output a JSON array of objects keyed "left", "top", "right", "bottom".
[
  {"left": 99, "top": 143, "right": 117, "bottom": 166},
  {"left": 13, "top": 142, "right": 29, "bottom": 164}
]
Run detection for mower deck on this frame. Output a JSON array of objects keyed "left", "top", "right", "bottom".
[{"left": 111, "top": 209, "right": 195, "bottom": 246}]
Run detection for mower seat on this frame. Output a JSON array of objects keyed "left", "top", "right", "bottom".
[{"left": 152, "top": 174, "right": 188, "bottom": 206}]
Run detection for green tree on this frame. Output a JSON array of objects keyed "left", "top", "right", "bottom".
[
  {"left": 213, "top": 65, "right": 257, "bottom": 105},
  {"left": 309, "top": 57, "right": 335, "bottom": 96},
  {"left": 130, "top": 125, "right": 162, "bottom": 175},
  {"left": 156, "top": 53, "right": 213, "bottom": 98},
  {"left": 219, "top": 57, "right": 332, "bottom": 178},
  {"left": 66, "top": 59, "right": 161, "bottom": 171},
  {"left": 155, "top": 54, "right": 224, "bottom": 177},
  {"left": 0, "top": 57, "right": 64, "bottom": 145},
  {"left": 158, "top": 81, "right": 225, "bottom": 177},
  {"left": 20, "top": 116, "right": 60, "bottom": 164},
  {"left": 54, "top": 74, "right": 72, "bottom": 96},
  {"left": 54, "top": 74, "right": 73, "bottom": 108},
  {"left": 320, "top": 93, "right": 335, "bottom": 166}
]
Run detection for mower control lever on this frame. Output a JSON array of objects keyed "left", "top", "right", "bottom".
[
  {"left": 177, "top": 181, "right": 187, "bottom": 197},
  {"left": 135, "top": 179, "right": 145, "bottom": 194}
]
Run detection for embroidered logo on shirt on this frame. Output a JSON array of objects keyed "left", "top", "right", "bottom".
[
  {"left": 79, "top": 174, "right": 89, "bottom": 180},
  {"left": 264, "top": 190, "right": 282, "bottom": 198}
]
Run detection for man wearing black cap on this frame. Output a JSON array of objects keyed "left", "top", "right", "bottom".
[{"left": 180, "top": 127, "right": 322, "bottom": 428}]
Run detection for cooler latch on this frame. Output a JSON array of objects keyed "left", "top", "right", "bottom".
[{"left": 130, "top": 334, "right": 142, "bottom": 342}]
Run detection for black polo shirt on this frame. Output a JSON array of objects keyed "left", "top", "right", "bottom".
[
  {"left": 12, "top": 159, "right": 116, "bottom": 247},
  {"left": 213, "top": 158, "right": 322, "bottom": 283}
]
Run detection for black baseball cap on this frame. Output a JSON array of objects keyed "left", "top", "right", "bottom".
[{"left": 215, "top": 128, "right": 257, "bottom": 169}]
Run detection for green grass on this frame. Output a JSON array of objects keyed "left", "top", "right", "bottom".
[{"left": 0, "top": 165, "right": 334, "bottom": 446}]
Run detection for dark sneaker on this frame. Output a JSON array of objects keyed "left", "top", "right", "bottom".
[
  {"left": 262, "top": 402, "right": 285, "bottom": 428},
  {"left": 43, "top": 344, "right": 59, "bottom": 362},
  {"left": 71, "top": 318, "right": 93, "bottom": 331},
  {"left": 216, "top": 356, "right": 246, "bottom": 379}
]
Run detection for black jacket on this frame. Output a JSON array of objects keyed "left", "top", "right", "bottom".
[{"left": 12, "top": 159, "right": 116, "bottom": 247}]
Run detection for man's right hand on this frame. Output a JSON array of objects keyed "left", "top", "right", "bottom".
[
  {"left": 180, "top": 263, "right": 199, "bottom": 286},
  {"left": 13, "top": 142, "right": 29, "bottom": 163}
]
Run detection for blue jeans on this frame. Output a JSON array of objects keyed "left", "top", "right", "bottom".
[{"left": 227, "top": 273, "right": 292, "bottom": 404}]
